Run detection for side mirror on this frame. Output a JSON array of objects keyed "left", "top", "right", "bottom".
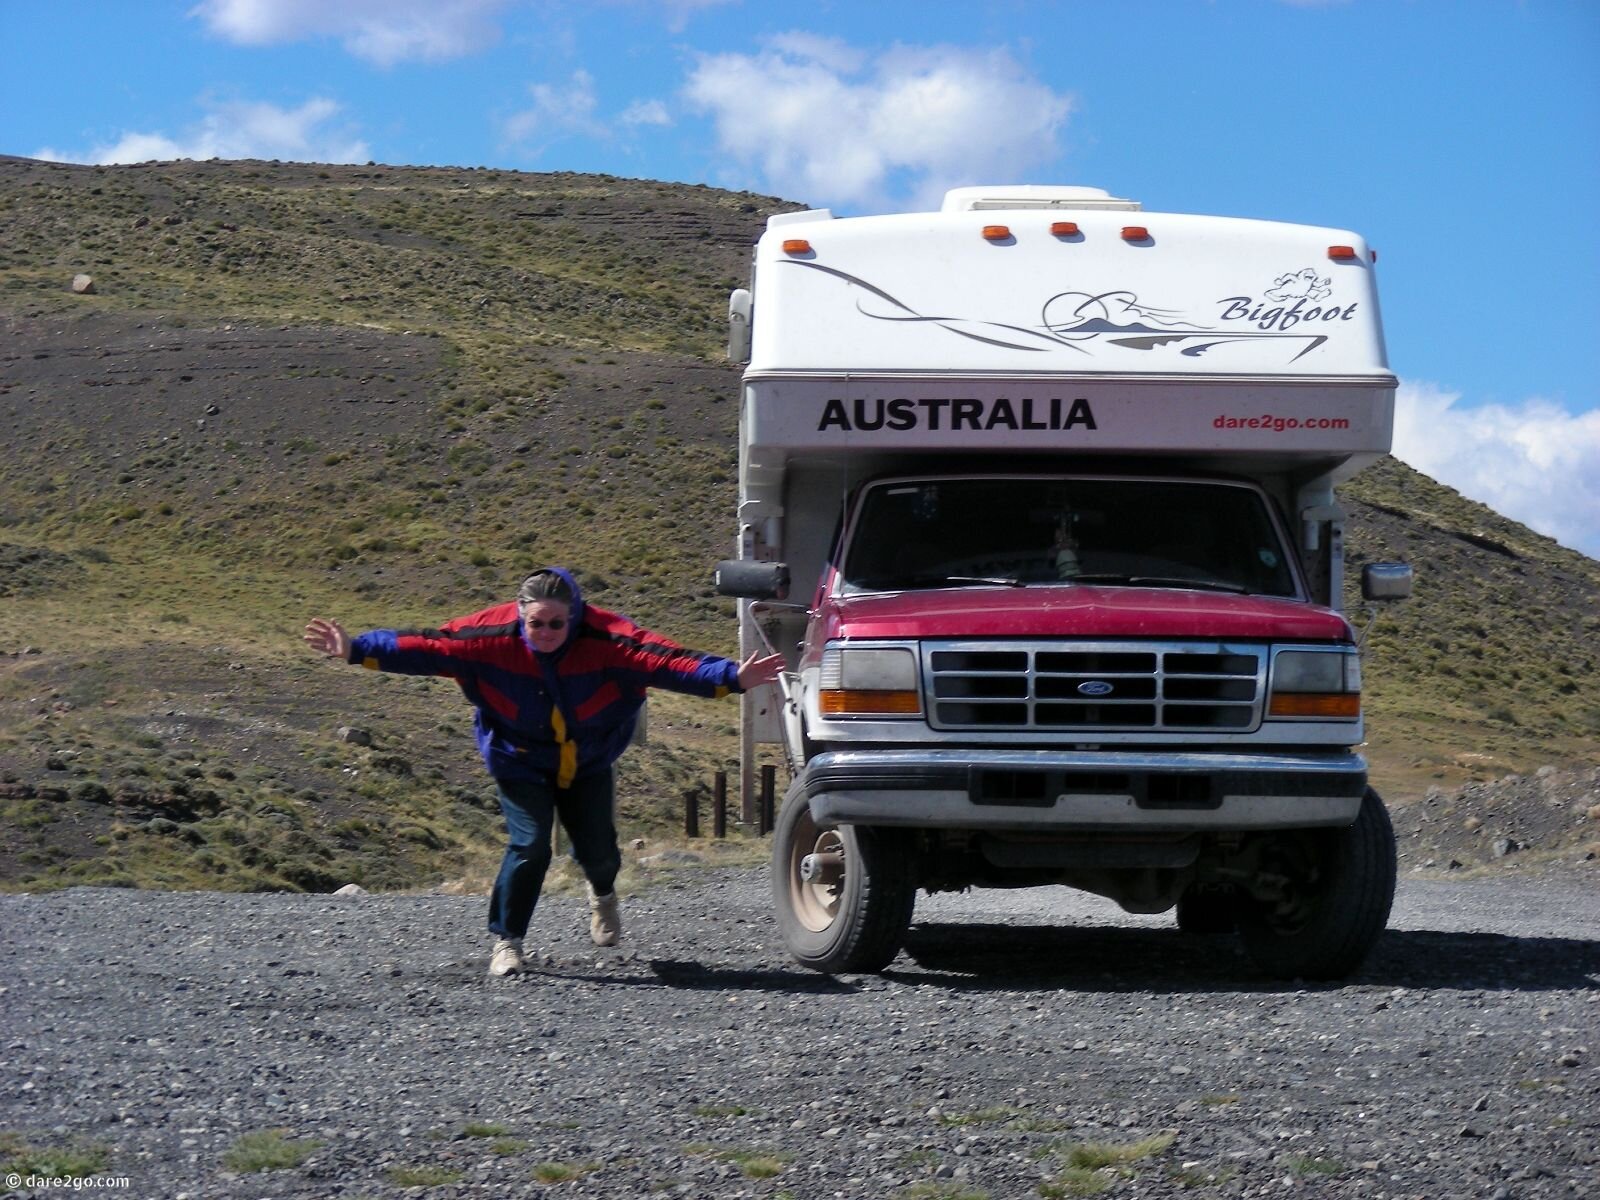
[
  {"left": 1361, "top": 562, "right": 1413, "bottom": 601},
  {"left": 727, "top": 288, "right": 752, "bottom": 362},
  {"left": 714, "top": 560, "right": 790, "bottom": 601}
]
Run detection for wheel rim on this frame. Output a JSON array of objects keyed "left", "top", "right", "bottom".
[
  {"left": 1253, "top": 836, "right": 1326, "bottom": 935},
  {"left": 787, "top": 807, "right": 846, "bottom": 933}
]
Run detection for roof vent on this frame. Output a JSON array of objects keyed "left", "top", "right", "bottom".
[{"left": 941, "top": 185, "right": 1141, "bottom": 213}]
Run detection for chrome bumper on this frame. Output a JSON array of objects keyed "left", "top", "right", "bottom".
[{"left": 803, "top": 748, "right": 1367, "bottom": 833}]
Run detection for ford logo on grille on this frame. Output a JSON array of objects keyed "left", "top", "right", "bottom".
[{"left": 1077, "top": 680, "right": 1115, "bottom": 696}]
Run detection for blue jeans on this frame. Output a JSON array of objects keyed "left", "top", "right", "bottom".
[{"left": 487, "top": 769, "right": 621, "bottom": 940}]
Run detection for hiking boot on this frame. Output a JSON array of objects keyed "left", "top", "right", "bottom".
[
  {"left": 588, "top": 887, "right": 621, "bottom": 947},
  {"left": 488, "top": 937, "right": 526, "bottom": 977}
]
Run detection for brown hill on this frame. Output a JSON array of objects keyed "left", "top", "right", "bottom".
[{"left": 1, "top": 157, "right": 1595, "bottom": 892}]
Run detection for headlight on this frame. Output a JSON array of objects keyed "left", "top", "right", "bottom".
[
  {"left": 1268, "top": 648, "right": 1360, "bottom": 719},
  {"left": 818, "top": 647, "right": 922, "bottom": 717}
]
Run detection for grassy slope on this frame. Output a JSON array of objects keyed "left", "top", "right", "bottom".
[
  {"left": 1, "top": 157, "right": 1595, "bottom": 892},
  {"left": 1341, "top": 457, "right": 1600, "bottom": 793},
  {"left": 0, "top": 158, "right": 785, "bottom": 892}
]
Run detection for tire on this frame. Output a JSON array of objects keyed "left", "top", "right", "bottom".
[
  {"left": 771, "top": 779, "right": 916, "bottom": 974},
  {"left": 1238, "top": 787, "right": 1397, "bottom": 980},
  {"left": 1175, "top": 885, "right": 1240, "bottom": 935}
]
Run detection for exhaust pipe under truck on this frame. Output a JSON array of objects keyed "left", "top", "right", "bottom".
[{"left": 717, "top": 185, "right": 1413, "bottom": 980}]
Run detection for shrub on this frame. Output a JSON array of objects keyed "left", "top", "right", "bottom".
[
  {"left": 0, "top": 1133, "right": 112, "bottom": 1180},
  {"left": 222, "top": 1130, "right": 320, "bottom": 1173},
  {"left": 386, "top": 1165, "right": 462, "bottom": 1186}
]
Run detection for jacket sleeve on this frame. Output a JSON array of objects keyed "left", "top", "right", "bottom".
[
  {"left": 347, "top": 628, "right": 478, "bottom": 679},
  {"left": 598, "top": 622, "right": 743, "bottom": 698},
  {"left": 347, "top": 604, "right": 522, "bottom": 679}
]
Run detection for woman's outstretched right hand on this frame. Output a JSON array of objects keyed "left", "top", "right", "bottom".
[{"left": 304, "top": 617, "right": 351, "bottom": 661}]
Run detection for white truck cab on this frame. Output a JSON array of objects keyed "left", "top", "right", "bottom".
[{"left": 718, "top": 186, "right": 1412, "bottom": 979}]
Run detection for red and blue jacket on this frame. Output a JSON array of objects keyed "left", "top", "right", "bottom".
[{"left": 347, "top": 568, "right": 742, "bottom": 787}]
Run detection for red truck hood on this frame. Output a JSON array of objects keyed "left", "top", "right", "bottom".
[{"left": 822, "top": 585, "right": 1352, "bottom": 642}]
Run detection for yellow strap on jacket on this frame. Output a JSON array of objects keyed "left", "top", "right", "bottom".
[{"left": 549, "top": 707, "right": 579, "bottom": 789}]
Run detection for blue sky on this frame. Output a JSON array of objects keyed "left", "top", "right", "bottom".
[{"left": 4, "top": 0, "right": 1597, "bottom": 556}]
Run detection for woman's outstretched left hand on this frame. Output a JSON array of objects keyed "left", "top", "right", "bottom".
[{"left": 736, "top": 651, "right": 786, "bottom": 691}]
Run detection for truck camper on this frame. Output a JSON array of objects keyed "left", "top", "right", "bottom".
[{"left": 716, "top": 186, "right": 1413, "bottom": 980}]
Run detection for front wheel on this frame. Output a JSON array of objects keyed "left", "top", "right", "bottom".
[
  {"left": 771, "top": 779, "right": 916, "bottom": 974},
  {"left": 1238, "top": 787, "right": 1397, "bottom": 980}
]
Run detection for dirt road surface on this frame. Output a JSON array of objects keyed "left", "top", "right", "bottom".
[{"left": 2, "top": 869, "right": 1595, "bottom": 1198}]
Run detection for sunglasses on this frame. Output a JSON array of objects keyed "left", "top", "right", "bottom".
[{"left": 525, "top": 617, "right": 567, "bottom": 631}]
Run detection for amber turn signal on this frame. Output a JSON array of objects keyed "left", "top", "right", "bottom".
[
  {"left": 819, "top": 689, "right": 922, "bottom": 717},
  {"left": 1267, "top": 693, "right": 1361, "bottom": 719}
]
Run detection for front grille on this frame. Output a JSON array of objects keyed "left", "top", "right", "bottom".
[{"left": 925, "top": 642, "right": 1264, "bottom": 732}]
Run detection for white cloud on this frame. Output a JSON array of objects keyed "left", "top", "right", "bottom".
[
  {"left": 763, "top": 31, "right": 868, "bottom": 74},
  {"left": 1393, "top": 380, "right": 1600, "bottom": 559},
  {"left": 619, "top": 99, "right": 672, "bottom": 129},
  {"left": 501, "top": 73, "right": 670, "bottom": 153},
  {"left": 34, "top": 97, "right": 369, "bottom": 165},
  {"left": 683, "top": 37, "right": 1073, "bottom": 211},
  {"left": 502, "top": 70, "right": 609, "bottom": 146},
  {"left": 192, "top": 0, "right": 507, "bottom": 65}
]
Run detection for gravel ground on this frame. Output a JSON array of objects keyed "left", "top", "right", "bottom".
[{"left": 2, "top": 868, "right": 1596, "bottom": 1200}]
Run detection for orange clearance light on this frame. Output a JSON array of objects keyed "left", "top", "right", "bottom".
[
  {"left": 1328, "top": 244, "right": 1359, "bottom": 261},
  {"left": 781, "top": 239, "right": 812, "bottom": 255},
  {"left": 1121, "top": 225, "right": 1149, "bottom": 241},
  {"left": 1050, "top": 221, "right": 1080, "bottom": 237},
  {"left": 982, "top": 224, "right": 1011, "bottom": 241}
]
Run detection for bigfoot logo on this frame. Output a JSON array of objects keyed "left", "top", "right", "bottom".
[
  {"left": 782, "top": 260, "right": 1357, "bottom": 364},
  {"left": 1216, "top": 268, "right": 1359, "bottom": 334}
]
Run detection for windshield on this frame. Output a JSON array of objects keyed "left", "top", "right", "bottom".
[{"left": 838, "top": 477, "right": 1299, "bottom": 598}]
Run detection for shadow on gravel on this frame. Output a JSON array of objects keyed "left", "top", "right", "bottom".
[
  {"left": 899, "top": 924, "right": 1600, "bottom": 993},
  {"left": 647, "top": 959, "right": 861, "bottom": 994},
  {"left": 481, "top": 960, "right": 861, "bottom": 993}
]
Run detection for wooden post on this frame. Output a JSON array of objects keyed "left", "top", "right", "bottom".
[
  {"left": 713, "top": 771, "right": 727, "bottom": 839},
  {"left": 759, "top": 765, "right": 776, "bottom": 835},
  {"left": 684, "top": 789, "right": 700, "bottom": 839}
]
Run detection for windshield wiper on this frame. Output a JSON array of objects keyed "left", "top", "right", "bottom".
[
  {"left": 1067, "top": 573, "right": 1250, "bottom": 594},
  {"left": 851, "top": 572, "right": 1025, "bottom": 590},
  {"left": 1130, "top": 576, "right": 1249, "bottom": 594},
  {"left": 941, "top": 574, "right": 1026, "bottom": 588}
]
